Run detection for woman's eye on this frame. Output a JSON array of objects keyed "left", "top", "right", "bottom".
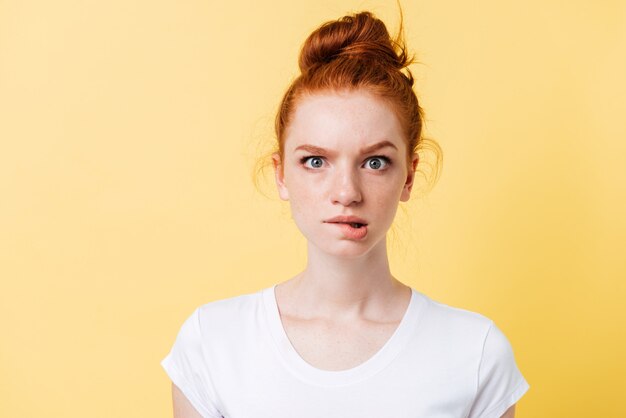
[
  {"left": 302, "top": 156, "right": 324, "bottom": 169},
  {"left": 365, "top": 156, "right": 390, "bottom": 170}
]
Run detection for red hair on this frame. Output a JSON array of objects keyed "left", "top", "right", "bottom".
[{"left": 274, "top": 10, "right": 439, "bottom": 177}]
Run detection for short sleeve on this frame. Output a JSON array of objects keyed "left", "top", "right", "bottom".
[
  {"left": 161, "top": 308, "right": 222, "bottom": 418},
  {"left": 467, "top": 321, "right": 530, "bottom": 418}
]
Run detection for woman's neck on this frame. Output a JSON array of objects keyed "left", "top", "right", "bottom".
[{"left": 276, "top": 241, "right": 409, "bottom": 322}]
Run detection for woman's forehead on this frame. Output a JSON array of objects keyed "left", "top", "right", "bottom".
[{"left": 284, "top": 90, "right": 406, "bottom": 152}]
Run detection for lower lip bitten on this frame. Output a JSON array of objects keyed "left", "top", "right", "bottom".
[{"left": 332, "top": 222, "right": 368, "bottom": 240}]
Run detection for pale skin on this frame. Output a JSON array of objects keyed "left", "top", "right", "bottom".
[{"left": 170, "top": 89, "right": 517, "bottom": 417}]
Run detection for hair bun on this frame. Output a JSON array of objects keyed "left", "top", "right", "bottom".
[{"left": 298, "top": 11, "right": 411, "bottom": 74}]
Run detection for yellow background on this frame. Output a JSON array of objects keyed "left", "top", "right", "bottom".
[{"left": 1, "top": 0, "right": 624, "bottom": 416}]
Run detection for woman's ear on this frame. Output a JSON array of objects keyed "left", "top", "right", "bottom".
[
  {"left": 272, "top": 152, "right": 289, "bottom": 201},
  {"left": 400, "top": 153, "right": 419, "bottom": 202}
]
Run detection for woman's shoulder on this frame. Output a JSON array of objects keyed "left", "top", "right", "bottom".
[
  {"left": 193, "top": 287, "right": 264, "bottom": 324},
  {"left": 417, "top": 290, "right": 493, "bottom": 323},
  {"left": 411, "top": 290, "right": 522, "bottom": 376},
  {"left": 197, "top": 287, "right": 261, "bottom": 311},
  {"left": 414, "top": 290, "right": 496, "bottom": 342}
]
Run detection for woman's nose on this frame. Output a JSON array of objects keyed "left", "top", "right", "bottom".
[{"left": 330, "top": 166, "right": 362, "bottom": 206}]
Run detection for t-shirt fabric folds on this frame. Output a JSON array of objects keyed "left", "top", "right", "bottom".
[{"left": 161, "top": 285, "right": 529, "bottom": 418}]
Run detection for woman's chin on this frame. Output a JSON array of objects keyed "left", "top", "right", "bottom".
[{"left": 310, "top": 239, "right": 382, "bottom": 259}]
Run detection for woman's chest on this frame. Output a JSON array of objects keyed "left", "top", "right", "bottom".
[
  {"left": 216, "top": 346, "right": 476, "bottom": 418},
  {"left": 279, "top": 315, "right": 401, "bottom": 371}
]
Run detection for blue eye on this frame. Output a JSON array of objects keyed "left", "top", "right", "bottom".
[
  {"left": 365, "top": 156, "right": 391, "bottom": 170},
  {"left": 301, "top": 156, "right": 324, "bottom": 169}
]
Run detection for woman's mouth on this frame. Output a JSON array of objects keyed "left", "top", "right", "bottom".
[
  {"left": 328, "top": 222, "right": 368, "bottom": 240},
  {"left": 324, "top": 216, "right": 368, "bottom": 225}
]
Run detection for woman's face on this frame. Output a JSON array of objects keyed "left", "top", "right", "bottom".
[{"left": 273, "top": 89, "right": 418, "bottom": 258}]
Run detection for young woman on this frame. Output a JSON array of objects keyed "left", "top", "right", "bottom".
[{"left": 162, "top": 10, "right": 529, "bottom": 418}]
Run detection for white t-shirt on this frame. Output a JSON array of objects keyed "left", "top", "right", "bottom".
[{"left": 161, "top": 285, "right": 529, "bottom": 418}]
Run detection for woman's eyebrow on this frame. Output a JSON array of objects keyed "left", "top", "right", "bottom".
[
  {"left": 294, "top": 140, "right": 398, "bottom": 154},
  {"left": 294, "top": 144, "right": 329, "bottom": 154},
  {"left": 361, "top": 140, "right": 397, "bottom": 153}
]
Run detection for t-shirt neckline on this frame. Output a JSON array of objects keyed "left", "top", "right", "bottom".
[{"left": 261, "top": 283, "right": 424, "bottom": 387}]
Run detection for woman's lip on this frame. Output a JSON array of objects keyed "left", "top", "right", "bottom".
[
  {"left": 324, "top": 216, "right": 368, "bottom": 225},
  {"left": 330, "top": 222, "right": 368, "bottom": 240}
]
